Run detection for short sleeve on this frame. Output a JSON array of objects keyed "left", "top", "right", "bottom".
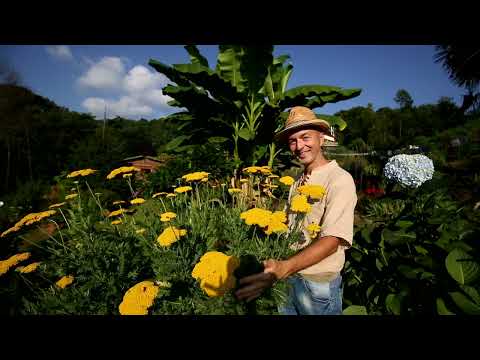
[{"left": 319, "top": 174, "right": 357, "bottom": 247}]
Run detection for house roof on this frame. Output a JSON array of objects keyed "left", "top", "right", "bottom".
[{"left": 123, "top": 155, "right": 163, "bottom": 163}]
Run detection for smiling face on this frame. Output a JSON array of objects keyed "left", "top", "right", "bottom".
[{"left": 287, "top": 128, "right": 325, "bottom": 169}]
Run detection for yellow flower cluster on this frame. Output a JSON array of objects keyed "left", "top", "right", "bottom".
[
  {"left": 228, "top": 188, "right": 242, "bottom": 194},
  {"left": 191, "top": 251, "right": 240, "bottom": 297},
  {"left": 297, "top": 184, "right": 326, "bottom": 200},
  {"left": 119, "top": 281, "right": 159, "bottom": 315},
  {"left": 152, "top": 192, "right": 168, "bottom": 198},
  {"left": 166, "top": 193, "right": 176, "bottom": 198},
  {"left": 240, "top": 208, "right": 288, "bottom": 235},
  {"left": 108, "top": 209, "right": 126, "bottom": 218},
  {"left": 67, "top": 169, "right": 97, "bottom": 178},
  {"left": 106, "top": 166, "right": 140, "bottom": 180},
  {"left": 174, "top": 186, "right": 192, "bottom": 194},
  {"left": 112, "top": 200, "right": 126, "bottom": 205},
  {"left": 307, "top": 223, "right": 322, "bottom": 238},
  {"left": 49, "top": 202, "right": 66, "bottom": 209},
  {"left": 65, "top": 193, "right": 78, "bottom": 200},
  {"left": 279, "top": 176, "right": 295, "bottom": 186},
  {"left": 291, "top": 194, "right": 311, "bottom": 213},
  {"left": 0, "top": 252, "right": 31, "bottom": 276},
  {"left": 56, "top": 275, "right": 74, "bottom": 289},
  {"left": 1, "top": 210, "right": 56, "bottom": 237},
  {"left": 243, "top": 166, "right": 272, "bottom": 175},
  {"left": 111, "top": 220, "right": 122, "bottom": 225},
  {"left": 157, "top": 226, "right": 187, "bottom": 247},
  {"left": 17, "top": 262, "right": 41, "bottom": 274},
  {"left": 136, "top": 228, "right": 146, "bottom": 234},
  {"left": 130, "top": 198, "right": 145, "bottom": 205},
  {"left": 160, "top": 212, "right": 177, "bottom": 222},
  {"left": 181, "top": 171, "right": 210, "bottom": 182}
]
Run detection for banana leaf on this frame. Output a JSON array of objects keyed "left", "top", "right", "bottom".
[
  {"left": 148, "top": 59, "right": 190, "bottom": 87},
  {"left": 279, "top": 85, "right": 361, "bottom": 109},
  {"left": 184, "top": 45, "right": 209, "bottom": 67}
]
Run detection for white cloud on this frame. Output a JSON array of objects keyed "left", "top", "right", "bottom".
[
  {"left": 77, "top": 56, "right": 125, "bottom": 90},
  {"left": 46, "top": 45, "right": 73, "bottom": 61},
  {"left": 79, "top": 58, "right": 174, "bottom": 119}
]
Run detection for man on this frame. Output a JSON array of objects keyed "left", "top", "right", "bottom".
[{"left": 235, "top": 106, "right": 357, "bottom": 315}]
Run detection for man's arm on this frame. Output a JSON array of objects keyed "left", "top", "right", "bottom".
[{"left": 235, "top": 235, "right": 340, "bottom": 302}]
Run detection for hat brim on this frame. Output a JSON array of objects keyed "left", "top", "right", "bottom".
[{"left": 274, "top": 119, "right": 331, "bottom": 143}]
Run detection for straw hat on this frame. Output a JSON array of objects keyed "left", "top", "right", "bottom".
[{"left": 274, "top": 106, "right": 331, "bottom": 143}]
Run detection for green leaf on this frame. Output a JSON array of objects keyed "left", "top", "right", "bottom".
[
  {"left": 148, "top": 59, "right": 190, "bottom": 87},
  {"left": 395, "top": 220, "right": 414, "bottom": 229},
  {"left": 382, "top": 228, "right": 416, "bottom": 246},
  {"left": 445, "top": 248, "right": 480, "bottom": 285},
  {"left": 216, "top": 45, "right": 247, "bottom": 94},
  {"left": 449, "top": 291, "right": 480, "bottom": 315},
  {"left": 385, "top": 294, "right": 402, "bottom": 315},
  {"left": 414, "top": 245, "right": 429, "bottom": 256},
  {"left": 460, "top": 285, "right": 480, "bottom": 304},
  {"left": 436, "top": 298, "right": 455, "bottom": 315},
  {"left": 240, "top": 46, "right": 274, "bottom": 95},
  {"left": 280, "top": 85, "right": 362, "bottom": 110},
  {"left": 343, "top": 305, "right": 368, "bottom": 315},
  {"left": 164, "top": 135, "right": 191, "bottom": 152},
  {"left": 184, "top": 45, "right": 209, "bottom": 67},
  {"left": 207, "top": 137, "right": 229, "bottom": 144},
  {"left": 315, "top": 114, "right": 347, "bottom": 131},
  {"left": 238, "top": 127, "right": 252, "bottom": 141}
]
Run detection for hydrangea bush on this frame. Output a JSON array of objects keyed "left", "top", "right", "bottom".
[{"left": 383, "top": 154, "right": 434, "bottom": 188}]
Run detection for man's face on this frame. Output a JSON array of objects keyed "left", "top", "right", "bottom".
[{"left": 287, "top": 129, "right": 324, "bottom": 166}]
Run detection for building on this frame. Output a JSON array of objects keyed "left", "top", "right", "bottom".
[{"left": 123, "top": 155, "right": 166, "bottom": 174}]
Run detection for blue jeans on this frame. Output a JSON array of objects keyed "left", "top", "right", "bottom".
[{"left": 278, "top": 275, "right": 343, "bottom": 315}]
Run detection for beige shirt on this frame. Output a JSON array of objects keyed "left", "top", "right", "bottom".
[{"left": 286, "top": 160, "right": 357, "bottom": 279}]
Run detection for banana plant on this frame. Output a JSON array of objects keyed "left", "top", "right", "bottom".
[{"left": 148, "top": 45, "right": 362, "bottom": 169}]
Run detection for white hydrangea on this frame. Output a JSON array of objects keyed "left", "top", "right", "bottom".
[{"left": 383, "top": 154, "right": 434, "bottom": 188}]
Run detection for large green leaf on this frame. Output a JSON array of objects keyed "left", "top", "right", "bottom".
[
  {"left": 164, "top": 135, "right": 191, "bottom": 152},
  {"left": 385, "top": 294, "right": 402, "bottom": 315},
  {"left": 449, "top": 291, "right": 480, "bottom": 314},
  {"left": 382, "top": 228, "right": 416, "bottom": 246},
  {"left": 279, "top": 85, "right": 362, "bottom": 109},
  {"left": 162, "top": 85, "right": 224, "bottom": 117},
  {"left": 445, "top": 248, "right": 480, "bottom": 285},
  {"left": 240, "top": 46, "right": 273, "bottom": 95},
  {"left": 436, "top": 298, "right": 455, "bottom": 315},
  {"left": 460, "top": 285, "right": 480, "bottom": 304},
  {"left": 343, "top": 305, "right": 368, "bottom": 315},
  {"left": 184, "top": 45, "right": 209, "bottom": 67},
  {"left": 315, "top": 114, "right": 348, "bottom": 131},
  {"left": 264, "top": 55, "right": 293, "bottom": 104},
  {"left": 148, "top": 59, "right": 190, "bottom": 87},
  {"left": 216, "top": 45, "right": 247, "bottom": 94}
]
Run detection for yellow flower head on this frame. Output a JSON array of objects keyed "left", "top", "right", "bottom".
[
  {"left": 291, "top": 194, "right": 311, "bottom": 213},
  {"left": 201, "top": 178, "right": 209, "bottom": 183},
  {"left": 130, "top": 198, "right": 145, "bottom": 205},
  {"left": 279, "top": 176, "right": 295, "bottom": 186},
  {"left": 264, "top": 220, "right": 288, "bottom": 235},
  {"left": 65, "top": 193, "right": 78, "bottom": 200},
  {"left": 160, "top": 212, "right": 177, "bottom": 222},
  {"left": 240, "top": 208, "right": 274, "bottom": 228},
  {"left": 1, "top": 226, "right": 21, "bottom": 238},
  {"left": 174, "top": 186, "right": 192, "bottom": 194},
  {"left": 166, "top": 193, "right": 176, "bottom": 198},
  {"left": 307, "top": 223, "right": 322, "bottom": 238},
  {"left": 157, "top": 226, "right": 187, "bottom": 247},
  {"left": 228, "top": 188, "right": 242, "bottom": 194},
  {"left": 119, "top": 281, "right": 159, "bottom": 315},
  {"left": 297, "top": 184, "right": 326, "bottom": 200},
  {"left": 67, "top": 169, "right": 97, "bottom": 178},
  {"left": 242, "top": 166, "right": 272, "bottom": 175},
  {"left": 106, "top": 166, "right": 140, "bottom": 180},
  {"left": 17, "top": 262, "right": 41, "bottom": 274},
  {"left": 49, "top": 202, "right": 66, "bottom": 209},
  {"left": 152, "top": 192, "right": 168, "bottom": 198},
  {"left": 239, "top": 179, "right": 249, "bottom": 183},
  {"left": 56, "top": 275, "right": 74, "bottom": 289},
  {"left": 191, "top": 251, "right": 240, "bottom": 297},
  {"left": 123, "top": 173, "right": 133, "bottom": 178},
  {"left": 4, "top": 211, "right": 57, "bottom": 235},
  {"left": 0, "top": 252, "right": 31, "bottom": 276},
  {"left": 181, "top": 171, "right": 210, "bottom": 182},
  {"left": 271, "top": 211, "right": 287, "bottom": 223},
  {"left": 113, "top": 200, "right": 126, "bottom": 205},
  {"left": 108, "top": 209, "right": 126, "bottom": 218},
  {"left": 136, "top": 228, "right": 146, "bottom": 234},
  {"left": 111, "top": 219, "right": 122, "bottom": 225}
]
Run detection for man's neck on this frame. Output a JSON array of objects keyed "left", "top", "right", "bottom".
[{"left": 304, "top": 156, "right": 330, "bottom": 175}]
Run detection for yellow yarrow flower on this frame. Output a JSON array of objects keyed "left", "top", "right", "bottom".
[
  {"left": 166, "top": 193, "right": 176, "bottom": 198},
  {"left": 111, "top": 219, "right": 122, "bottom": 225},
  {"left": 0, "top": 252, "right": 31, "bottom": 276},
  {"left": 65, "top": 193, "right": 78, "bottom": 200},
  {"left": 2, "top": 211, "right": 58, "bottom": 237},
  {"left": 67, "top": 168, "right": 97, "bottom": 178},
  {"left": 17, "top": 262, "right": 41, "bottom": 274},
  {"left": 239, "top": 179, "right": 249, "bottom": 183},
  {"left": 113, "top": 200, "right": 126, "bottom": 205},
  {"left": 56, "top": 275, "right": 74, "bottom": 289},
  {"left": 297, "top": 184, "right": 326, "bottom": 200},
  {"left": 191, "top": 251, "right": 240, "bottom": 297},
  {"left": 291, "top": 194, "right": 311, "bottom": 213},
  {"left": 0, "top": 226, "right": 21, "bottom": 238},
  {"left": 181, "top": 171, "right": 210, "bottom": 182},
  {"left": 242, "top": 166, "right": 272, "bottom": 175},
  {"left": 152, "top": 192, "right": 168, "bottom": 198},
  {"left": 130, "top": 198, "right": 145, "bottom": 205},
  {"left": 279, "top": 176, "right": 295, "bottom": 186},
  {"left": 174, "top": 186, "right": 192, "bottom": 194},
  {"left": 160, "top": 212, "right": 177, "bottom": 222},
  {"left": 119, "top": 281, "right": 159, "bottom": 315},
  {"left": 157, "top": 226, "right": 187, "bottom": 247},
  {"left": 307, "top": 223, "right": 322, "bottom": 238},
  {"left": 108, "top": 209, "right": 126, "bottom": 218},
  {"left": 271, "top": 211, "right": 287, "bottom": 223},
  {"left": 228, "top": 188, "right": 242, "bottom": 194},
  {"left": 106, "top": 166, "right": 140, "bottom": 180},
  {"left": 264, "top": 220, "right": 288, "bottom": 235},
  {"left": 49, "top": 202, "right": 66, "bottom": 209},
  {"left": 136, "top": 228, "right": 146, "bottom": 234},
  {"left": 240, "top": 208, "right": 274, "bottom": 228}
]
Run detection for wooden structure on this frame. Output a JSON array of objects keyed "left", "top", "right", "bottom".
[{"left": 123, "top": 155, "right": 165, "bottom": 174}]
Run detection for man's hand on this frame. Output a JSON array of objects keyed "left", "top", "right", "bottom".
[{"left": 235, "top": 259, "right": 290, "bottom": 302}]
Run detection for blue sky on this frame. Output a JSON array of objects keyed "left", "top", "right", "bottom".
[{"left": 0, "top": 45, "right": 465, "bottom": 120}]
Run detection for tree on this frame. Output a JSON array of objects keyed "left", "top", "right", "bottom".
[{"left": 394, "top": 89, "right": 414, "bottom": 109}]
